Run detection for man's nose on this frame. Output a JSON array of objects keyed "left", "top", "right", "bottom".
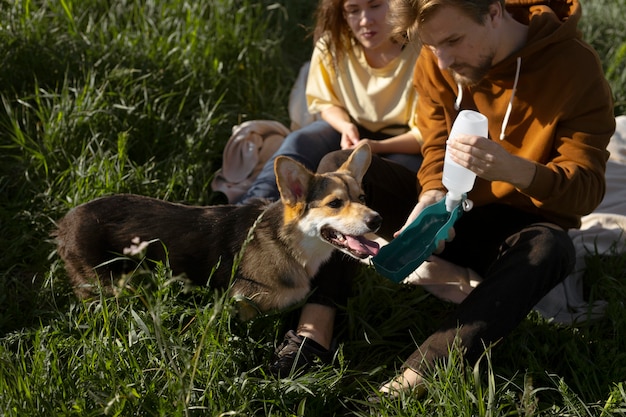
[{"left": 433, "top": 48, "right": 453, "bottom": 70}]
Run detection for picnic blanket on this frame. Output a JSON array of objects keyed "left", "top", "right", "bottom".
[{"left": 401, "top": 115, "right": 626, "bottom": 324}]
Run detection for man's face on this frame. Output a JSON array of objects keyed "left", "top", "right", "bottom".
[{"left": 419, "top": 5, "right": 496, "bottom": 86}]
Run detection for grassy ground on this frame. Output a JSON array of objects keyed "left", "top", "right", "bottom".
[{"left": 1, "top": 0, "right": 625, "bottom": 415}]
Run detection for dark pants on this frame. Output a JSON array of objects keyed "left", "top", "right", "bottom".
[{"left": 312, "top": 151, "right": 576, "bottom": 374}]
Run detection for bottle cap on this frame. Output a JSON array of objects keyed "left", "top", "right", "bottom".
[{"left": 445, "top": 191, "right": 463, "bottom": 212}]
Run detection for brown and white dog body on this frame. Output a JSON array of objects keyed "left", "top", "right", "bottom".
[{"left": 54, "top": 143, "right": 381, "bottom": 319}]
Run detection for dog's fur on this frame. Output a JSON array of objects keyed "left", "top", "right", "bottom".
[{"left": 54, "top": 143, "right": 381, "bottom": 319}]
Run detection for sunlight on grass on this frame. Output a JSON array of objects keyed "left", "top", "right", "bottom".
[{"left": 1, "top": 0, "right": 625, "bottom": 415}]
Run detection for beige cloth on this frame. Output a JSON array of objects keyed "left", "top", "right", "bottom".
[
  {"left": 288, "top": 61, "right": 320, "bottom": 131},
  {"left": 397, "top": 115, "right": 626, "bottom": 324},
  {"left": 211, "top": 61, "right": 323, "bottom": 203},
  {"left": 211, "top": 120, "right": 290, "bottom": 203}
]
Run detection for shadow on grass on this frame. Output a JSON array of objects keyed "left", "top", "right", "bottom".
[{"left": 0, "top": 265, "right": 74, "bottom": 337}]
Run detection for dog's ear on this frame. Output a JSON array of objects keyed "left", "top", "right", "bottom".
[
  {"left": 339, "top": 142, "right": 372, "bottom": 184},
  {"left": 274, "top": 156, "right": 312, "bottom": 206}
]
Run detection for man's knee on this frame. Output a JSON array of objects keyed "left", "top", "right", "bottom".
[{"left": 519, "top": 224, "right": 576, "bottom": 276}]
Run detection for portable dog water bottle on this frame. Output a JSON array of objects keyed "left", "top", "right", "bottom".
[
  {"left": 371, "top": 198, "right": 466, "bottom": 283},
  {"left": 442, "top": 110, "right": 488, "bottom": 212},
  {"left": 371, "top": 110, "right": 487, "bottom": 283}
]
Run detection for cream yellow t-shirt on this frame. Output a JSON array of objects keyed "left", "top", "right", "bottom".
[{"left": 306, "top": 37, "right": 422, "bottom": 143}]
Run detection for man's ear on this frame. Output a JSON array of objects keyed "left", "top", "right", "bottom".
[{"left": 487, "top": 1, "right": 503, "bottom": 27}]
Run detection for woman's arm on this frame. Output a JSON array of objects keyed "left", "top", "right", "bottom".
[
  {"left": 320, "top": 106, "right": 361, "bottom": 149},
  {"left": 357, "top": 132, "right": 422, "bottom": 154}
]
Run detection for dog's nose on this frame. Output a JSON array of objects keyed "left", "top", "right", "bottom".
[{"left": 367, "top": 213, "right": 383, "bottom": 232}]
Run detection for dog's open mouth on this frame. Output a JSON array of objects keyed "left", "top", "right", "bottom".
[{"left": 321, "top": 227, "right": 380, "bottom": 258}]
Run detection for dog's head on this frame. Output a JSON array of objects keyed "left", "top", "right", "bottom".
[{"left": 274, "top": 143, "right": 382, "bottom": 259}]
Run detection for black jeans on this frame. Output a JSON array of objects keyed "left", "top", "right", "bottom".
[{"left": 312, "top": 151, "right": 576, "bottom": 373}]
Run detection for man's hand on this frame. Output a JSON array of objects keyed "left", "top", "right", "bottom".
[
  {"left": 396, "top": 189, "right": 455, "bottom": 253},
  {"left": 395, "top": 189, "right": 446, "bottom": 237},
  {"left": 446, "top": 134, "right": 536, "bottom": 189}
]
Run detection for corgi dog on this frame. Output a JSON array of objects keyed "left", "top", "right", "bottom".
[{"left": 54, "top": 143, "right": 381, "bottom": 319}]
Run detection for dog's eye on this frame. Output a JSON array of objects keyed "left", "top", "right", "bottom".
[
  {"left": 327, "top": 198, "right": 343, "bottom": 209},
  {"left": 359, "top": 194, "right": 366, "bottom": 204}
]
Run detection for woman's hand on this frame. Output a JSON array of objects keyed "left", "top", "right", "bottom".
[
  {"left": 340, "top": 123, "right": 361, "bottom": 149},
  {"left": 347, "top": 138, "right": 375, "bottom": 151},
  {"left": 320, "top": 106, "right": 361, "bottom": 150}
]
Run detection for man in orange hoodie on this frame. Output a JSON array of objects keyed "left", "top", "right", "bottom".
[{"left": 270, "top": 0, "right": 615, "bottom": 398}]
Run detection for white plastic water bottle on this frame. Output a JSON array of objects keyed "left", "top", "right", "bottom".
[{"left": 442, "top": 110, "right": 488, "bottom": 212}]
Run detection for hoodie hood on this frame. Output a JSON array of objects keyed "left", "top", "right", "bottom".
[
  {"left": 490, "top": 0, "right": 581, "bottom": 79},
  {"left": 505, "top": 0, "right": 581, "bottom": 61}
]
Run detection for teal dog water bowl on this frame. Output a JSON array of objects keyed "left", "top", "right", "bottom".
[{"left": 371, "top": 198, "right": 465, "bottom": 283}]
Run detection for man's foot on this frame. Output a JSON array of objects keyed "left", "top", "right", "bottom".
[
  {"left": 269, "top": 330, "right": 332, "bottom": 377},
  {"left": 369, "top": 368, "right": 427, "bottom": 402}
]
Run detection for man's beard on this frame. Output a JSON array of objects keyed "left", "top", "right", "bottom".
[{"left": 449, "top": 53, "right": 493, "bottom": 86}]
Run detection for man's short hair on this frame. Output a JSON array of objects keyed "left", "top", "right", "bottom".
[{"left": 389, "top": 0, "right": 505, "bottom": 42}]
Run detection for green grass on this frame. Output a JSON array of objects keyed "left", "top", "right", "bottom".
[{"left": 1, "top": 0, "right": 625, "bottom": 415}]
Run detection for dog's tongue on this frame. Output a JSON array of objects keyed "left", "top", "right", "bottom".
[{"left": 346, "top": 235, "right": 380, "bottom": 257}]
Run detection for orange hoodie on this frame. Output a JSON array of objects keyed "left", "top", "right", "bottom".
[{"left": 414, "top": 0, "right": 615, "bottom": 229}]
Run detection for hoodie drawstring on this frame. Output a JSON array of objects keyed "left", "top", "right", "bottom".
[
  {"left": 454, "top": 82, "right": 463, "bottom": 111},
  {"left": 454, "top": 56, "right": 522, "bottom": 140},
  {"left": 500, "top": 56, "right": 521, "bottom": 140}
]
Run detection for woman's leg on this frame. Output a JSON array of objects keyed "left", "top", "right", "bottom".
[
  {"left": 269, "top": 251, "right": 361, "bottom": 377},
  {"left": 237, "top": 121, "right": 340, "bottom": 203},
  {"left": 355, "top": 125, "right": 423, "bottom": 174},
  {"left": 382, "top": 153, "right": 424, "bottom": 173}
]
